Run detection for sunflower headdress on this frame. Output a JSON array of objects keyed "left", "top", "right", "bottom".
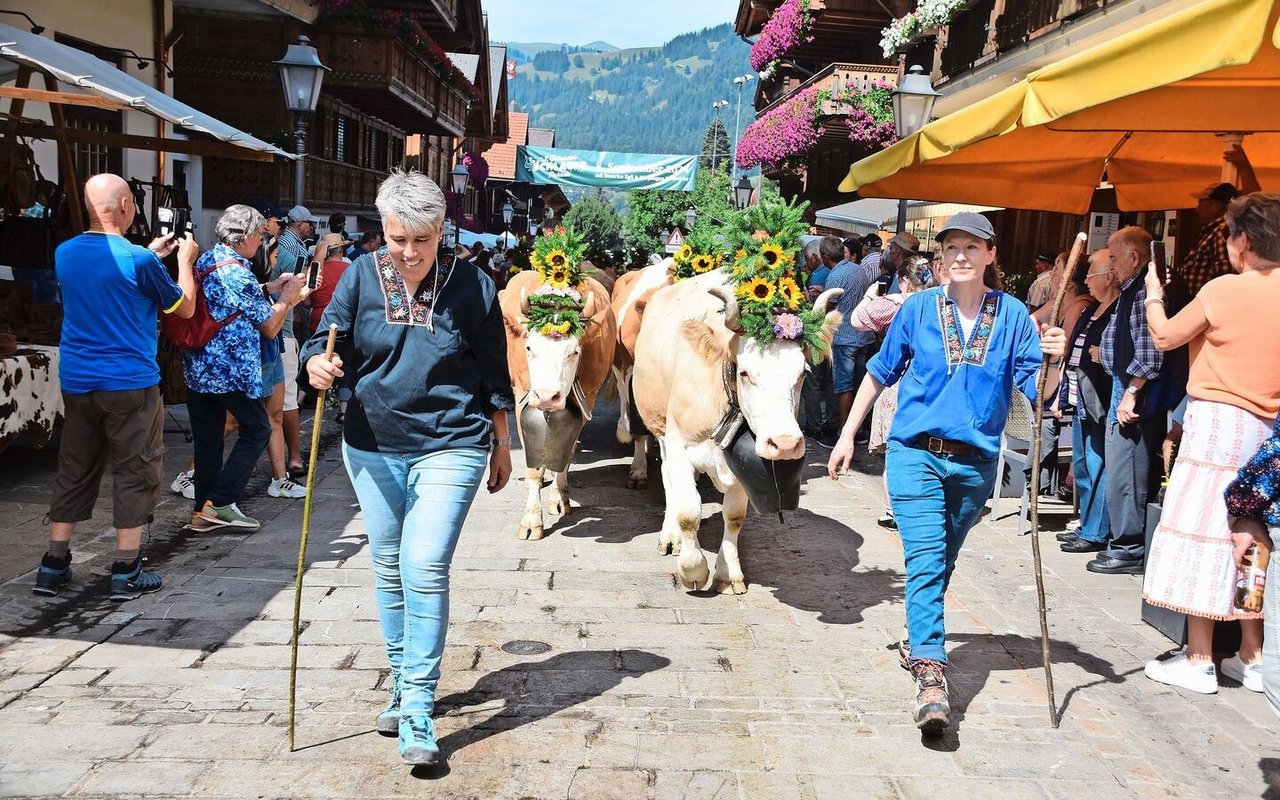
[
  {"left": 671, "top": 224, "right": 731, "bottom": 282},
  {"left": 723, "top": 197, "right": 833, "bottom": 361},
  {"left": 527, "top": 226, "right": 591, "bottom": 338}
]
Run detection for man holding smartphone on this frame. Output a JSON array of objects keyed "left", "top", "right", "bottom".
[{"left": 271, "top": 205, "right": 314, "bottom": 478}]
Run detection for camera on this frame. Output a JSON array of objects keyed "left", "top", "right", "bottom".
[{"left": 156, "top": 206, "right": 191, "bottom": 238}]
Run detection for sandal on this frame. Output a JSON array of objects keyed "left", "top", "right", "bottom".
[{"left": 287, "top": 463, "right": 307, "bottom": 479}]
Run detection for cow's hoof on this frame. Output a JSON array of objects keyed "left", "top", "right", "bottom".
[
  {"left": 657, "top": 539, "right": 672, "bottom": 555},
  {"left": 627, "top": 475, "right": 648, "bottom": 490},
  {"left": 677, "top": 560, "right": 710, "bottom": 591},
  {"left": 549, "top": 497, "right": 569, "bottom": 517},
  {"left": 516, "top": 527, "right": 530, "bottom": 540},
  {"left": 527, "top": 526, "right": 546, "bottom": 541},
  {"left": 712, "top": 578, "right": 747, "bottom": 595},
  {"left": 517, "top": 523, "right": 545, "bottom": 541}
]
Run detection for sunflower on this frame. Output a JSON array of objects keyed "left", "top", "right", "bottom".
[
  {"left": 540, "top": 320, "right": 572, "bottom": 337},
  {"left": 692, "top": 254, "right": 714, "bottom": 273},
  {"left": 738, "top": 276, "right": 775, "bottom": 305},
  {"left": 530, "top": 252, "right": 544, "bottom": 270},
  {"left": 546, "top": 249, "right": 568, "bottom": 268},
  {"left": 778, "top": 276, "right": 803, "bottom": 309},
  {"left": 760, "top": 242, "right": 786, "bottom": 267},
  {"left": 735, "top": 249, "right": 747, "bottom": 261},
  {"left": 676, "top": 243, "right": 693, "bottom": 262},
  {"left": 548, "top": 267, "right": 571, "bottom": 290}
]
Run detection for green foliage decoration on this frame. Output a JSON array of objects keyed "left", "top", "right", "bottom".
[{"left": 526, "top": 226, "right": 591, "bottom": 339}]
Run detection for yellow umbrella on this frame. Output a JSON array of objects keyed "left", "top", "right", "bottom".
[{"left": 840, "top": 0, "right": 1280, "bottom": 213}]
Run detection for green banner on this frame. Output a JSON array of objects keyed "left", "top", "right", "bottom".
[{"left": 515, "top": 146, "right": 698, "bottom": 191}]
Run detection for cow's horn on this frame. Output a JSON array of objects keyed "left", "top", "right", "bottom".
[
  {"left": 582, "top": 291, "right": 595, "bottom": 318},
  {"left": 519, "top": 286, "right": 531, "bottom": 316},
  {"left": 812, "top": 287, "right": 844, "bottom": 314},
  {"left": 708, "top": 286, "right": 742, "bottom": 332}
]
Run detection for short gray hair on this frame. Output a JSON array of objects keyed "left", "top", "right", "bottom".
[
  {"left": 215, "top": 204, "right": 265, "bottom": 248},
  {"left": 803, "top": 239, "right": 822, "bottom": 264},
  {"left": 819, "top": 235, "right": 844, "bottom": 264},
  {"left": 376, "top": 169, "right": 446, "bottom": 236}
]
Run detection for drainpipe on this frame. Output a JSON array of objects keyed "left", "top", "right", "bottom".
[{"left": 152, "top": 0, "right": 166, "bottom": 184}]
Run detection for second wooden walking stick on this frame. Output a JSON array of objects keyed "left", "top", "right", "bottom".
[
  {"left": 289, "top": 323, "right": 338, "bottom": 751},
  {"left": 1028, "top": 231, "right": 1087, "bottom": 729}
]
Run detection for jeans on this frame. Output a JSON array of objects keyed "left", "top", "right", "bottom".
[
  {"left": 1263, "top": 538, "right": 1280, "bottom": 720},
  {"left": 801, "top": 360, "right": 836, "bottom": 435},
  {"left": 1072, "top": 412, "right": 1110, "bottom": 544},
  {"left": 187, "top": 390, "right": 271, "bottom": 510},
  {"left": 831, "top": 343, "right": 869, "bottom": 395},
  {"left": 343, "top": 443, "right": 488, "bottom": 716},
  {"left": 886, "top": 440, "right": 998, "bottom": 663}
]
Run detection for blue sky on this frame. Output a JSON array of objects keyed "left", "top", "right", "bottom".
[{"left": 483, "top": 0, "right": 741, "bottom": 49}]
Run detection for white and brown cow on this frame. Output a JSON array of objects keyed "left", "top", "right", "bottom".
[
  {"left": 609, "top": 259, "right": 675, "bottom": 489},
  {"left": 500, "top": 269, "right": 617, "bottom": 540},
  {"left": 633, "top": 270, "right": 840, "bottom": 593}
]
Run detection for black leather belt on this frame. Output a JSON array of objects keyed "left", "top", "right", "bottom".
[{"left": 912, "top": 435, "right": 979, "bottom": 458}]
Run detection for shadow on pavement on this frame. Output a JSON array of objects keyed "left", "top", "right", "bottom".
[{"left": 1261, "top": 757, "right": 1280, "bottom": 799}]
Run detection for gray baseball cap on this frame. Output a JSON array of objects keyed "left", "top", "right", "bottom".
[{"left": 935, "top": 211, "right": 995, "bottom": 242}]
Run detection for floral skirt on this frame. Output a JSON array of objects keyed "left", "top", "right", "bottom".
[
  {"left": 868, "top": 382, "right": 899, "bottom": 456},
  {"left": 1142, "top": 399, "right": 1274, "bottom": 620}
]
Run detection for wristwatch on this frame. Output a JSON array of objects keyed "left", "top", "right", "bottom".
[{"left": 1125, "top": 385, "right": 1140, "bottom": 396}]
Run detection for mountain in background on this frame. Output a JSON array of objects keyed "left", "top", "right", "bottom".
[
  {"left": 505, "top": 24, "right": 753, "bottom": 156},
  {"left": 503, "top": 40, "right": 621, "bottom": 62}
]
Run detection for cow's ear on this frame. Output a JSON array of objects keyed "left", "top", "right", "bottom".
[
  {"left": 681, "top": 320, "right": 731, "bottom": 364},
  {"left": 821, "top": 310, "right": 841, "bottom": 346}
]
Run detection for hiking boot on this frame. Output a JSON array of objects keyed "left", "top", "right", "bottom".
[
  {"left": 398, "top": 714, "right": 441, "bottom": 766},
  {"left": 110, "top": 557, "right": 162, "bottom": 602},
  {"left": 199, "top": 501, "right": 260, "bottom": 530},
  {"left": 33, "top": 552, "right": 72, "bottom": 597},
  {"left": 910, "top": 658, "right": 950, "bottom": 736},
  {"left": 170, "top": 469, "right": 195, "bottom": 500},
  {"left": 268, "top": 476, "right": 307, "bottom": 499},
  {"left": 377, "top": 671, "right": 402, "bottom": 735}
]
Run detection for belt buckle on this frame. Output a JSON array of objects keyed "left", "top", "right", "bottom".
[{"left": 927, "top": 436, "right": 945, "bottom": 455}]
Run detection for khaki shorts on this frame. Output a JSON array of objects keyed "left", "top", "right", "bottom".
[
  {"left": 49, "top": 385, "right": 166, "bottom": 529},
  {"left": 282, "top": 336, "right": 299, "bottom": 412}
]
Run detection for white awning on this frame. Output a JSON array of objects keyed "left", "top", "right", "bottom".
[
  {"left": 814, "top": 198, "right": 900, "bottom": 235},
  {"left": 0, "top": 23, "right": 293, "bottom": 160}
]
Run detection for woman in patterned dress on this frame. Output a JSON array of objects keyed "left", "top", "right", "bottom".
[{"left": 1141, "top": 192, "right": 1280, "bottom": 695}]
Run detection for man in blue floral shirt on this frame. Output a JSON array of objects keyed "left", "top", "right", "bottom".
[{"left": 183, "top": 204, "right": 306, "bottom": 531}]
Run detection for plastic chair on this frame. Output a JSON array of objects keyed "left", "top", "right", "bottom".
[{"left": 991, "top": 389, "right": 1074, "bottom": 535}]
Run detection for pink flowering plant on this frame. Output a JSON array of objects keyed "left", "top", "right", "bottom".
[
  {"left": 841, "top": 80, "right": 899, "bottom": 149},
  {"left": 463, "top": 151, "right": 489, "bottom": 188},
  {"left": 735, "top": 87, "right": 828, "bottom": 171},
  {"left": 750, "top": 0, "right": 816, "bottom": 73}
]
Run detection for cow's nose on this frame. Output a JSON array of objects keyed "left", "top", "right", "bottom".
[
  {"left": 530, "top": 389, "right": 564, "bottom": 409},
  {"left": 763, "top": 434, "right": 804, "bottom": 460}
]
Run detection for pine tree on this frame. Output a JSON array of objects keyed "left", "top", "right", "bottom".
[{"left": 700, "top": 118, "right": 730, "bottom": 174}]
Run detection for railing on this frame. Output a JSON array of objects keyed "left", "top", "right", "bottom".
[
  {"left": 937, "top": 0, "right": 1108, "bottom": 81},
  {"left": 757, "top": 61, "right": 899, "bottom": 119},
  {"left": 201, "top": 157, "right": 384, "bottom": 212}
]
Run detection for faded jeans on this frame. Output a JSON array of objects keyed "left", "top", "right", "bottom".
[
  {"left": 886, "top": 441, "right": 998, "bottom": 664},
  {"left": 1072, "top": 412, "right": 1110, "bottom": 545},
  {"left": 1264, "top": 535, "right": 1280, "bottom": 720},
  {"left": 343, "top": 443, "right": 488, "bottom": 716}
]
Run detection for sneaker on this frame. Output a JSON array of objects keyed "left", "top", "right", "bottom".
[
  {"left": 199, "top": 502, "right": 260, "bottom": 530},
  {"left": 377, "top": 672, "right": 402, "bottom": 735},
  {"left": 110, "top": 557, "right": 162, "bottom": 602},
  {"left": 170, "top": 469, "right": 195, "bottom": 500},
  {"left": 1219, "top": 653, "right": 1264, "bottom": 693},
  {"left": 398, "top": 714, "right": 441, "bottom": 766},
  {"left": 815, "top": 432, "right": 839, "bottom": 449},
  {"left": 910, "top": 658, "right": 950, "bottom": 736},
  {"left": 1144, "top": 652, "right": 1217, "bottom": 694},
  {"left": 268, "top": 477, "right": 307, "bottom": 499},
  {"left": 33, "top": 552, "right": 72, "bottom": 596},
  {"left": 877, "top": 510, "right": 897, "bottom": 530},
  {"left": 1065, "top": 519, "right": 1082, "bottom": 532},
  {"left": 189, "top": 511, "right": 228, "bottom": 533}
]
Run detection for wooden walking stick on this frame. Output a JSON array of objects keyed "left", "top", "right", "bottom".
[
  {"left": 1027, "top": 231, "right": 1087, "bottom": 730},
  {"left": 289, "top": 323, "right": 338, "bottom": 751}
]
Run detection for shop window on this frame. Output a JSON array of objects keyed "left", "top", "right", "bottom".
[{"left": 335, "top": 115, "right": 350, "bottom": 164}]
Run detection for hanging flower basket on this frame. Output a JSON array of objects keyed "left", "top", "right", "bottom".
[
  {"left": 840, "top": 80, "right": 898, "bottom": 150},
  {"left": 880, "top": 0, "right": 969, "bottom": 58},
  {"left": 463, "top": 151, "right": 489, "bottom": 188},
  {"left": 735, "top": 86, "right": 827, "bottom": 171},
  {"left": 750, "top": 0, "right": 816, "bottom": 74}
]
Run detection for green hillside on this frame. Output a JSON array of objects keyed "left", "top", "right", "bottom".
[{"left": 505, "top": 24, "right": 753, "bottom": 155}]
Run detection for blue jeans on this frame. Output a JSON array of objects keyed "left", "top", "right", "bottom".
[
  {"left": 187, "top": 390, "right": 271, "bottom": 510},
  {"left": 343, "top": 443, "right": 488, "bottom": 716},
  {"left": 886, "top": 440, "right": 998, "bottom": 664},
  {"left": 1072, "top": 411, "right": 1110, "bottom": 544}
]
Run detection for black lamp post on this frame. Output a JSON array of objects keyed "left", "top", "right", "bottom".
[
  {"left": 501, "top": 200, "right": 514, "bottom": 233},
  {"left": 891, "top": 65, "right": 940, "bottom": 233},
  {"left": 734, "top": 176, "right": 753, "bottom": 210},
  {"left": 449, "top": 160, "right": 469, "bottom": 247},
  {"left": 275, "top": 35, "right": 329, "bottom": 206}
]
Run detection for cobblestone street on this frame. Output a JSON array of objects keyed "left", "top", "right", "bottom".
[{"left": 0, "top": 402, "right": 1277, "bottom": 799}]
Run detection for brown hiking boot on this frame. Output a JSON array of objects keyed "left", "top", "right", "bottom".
[{"left": 910, "top": 658, "right": 950, "bottom": 736}]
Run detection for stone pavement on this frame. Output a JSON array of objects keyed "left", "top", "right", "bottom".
[{"left": 0, "top": 399, "right": 1277, "bottom": 799}]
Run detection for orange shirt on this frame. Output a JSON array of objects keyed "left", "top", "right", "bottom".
[{"left": 1188, "top": 268, "right": 1280, "bottom": 418}]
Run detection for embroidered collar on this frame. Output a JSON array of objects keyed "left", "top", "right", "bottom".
[
  {"left": 374, "top": 248, "right": 453, "bottom": 328},
  {"left": 937, "top": 291, "right": 1000, "bottom": 369}
]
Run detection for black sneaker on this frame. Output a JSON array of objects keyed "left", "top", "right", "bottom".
[
  {"left": 33, "top": 553, "right": 72, "bottom": 596},
  {"left": 110, "top": 558, "right": 162, "bottom": 602},
  {"left": 815, "top": 432, "right": 839, "bottom": 449},
  {"left": 877, "top": 510, "right": 897, "bottom": 530},
  {"left": 910, "top": 658, "right": 950, "bottom": 737}
]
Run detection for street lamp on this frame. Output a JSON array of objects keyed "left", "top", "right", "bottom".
[
  {"left": 544, "top": 206, "right": 554, "bottom": 226},
  {"left": 711, "top": 100, "right": 730, "bottom": 172},
  {"left": 528, "top": 219, "right": 539, "bottom": 237},
  {"left": 734, "top": 176, "right": 753, "bottom": 210},
  {"left": 275, "top": 35, "right": 329, "bottom": 206},
  {"left": 730, "top": 74, "right": 754, "bottom": 185},
  {"left": 501, "top": 201, "right": 514, "bottom": 229},
  {"left": 684, "top": 207, "right": 697, "bottom": 232},
  {"left": 891, "top": 65, "right": 940, "bottom": 233},
  {"left": 447, "top": 159, "right": 469, "bottom": 247}
]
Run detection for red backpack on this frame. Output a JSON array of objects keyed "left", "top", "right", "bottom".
[{"left": 161, "top": 258, "right": 243, "bottom": 350}]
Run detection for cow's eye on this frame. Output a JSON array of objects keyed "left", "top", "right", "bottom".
[{"left": 738, "top": 369, "right": 750, "bottom": 380}]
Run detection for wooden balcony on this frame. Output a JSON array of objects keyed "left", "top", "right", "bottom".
[
  {"left": 202, "top": 156, "right": 384, "bottom": 212},
  {"left": 310, "top": 26, "right": 471, "bottom": 138},
  {"left": 757, "top": 62, "right": 898, "bottom": 120},
  {"left": 936, "top": 0, "right": 1106, "bottom": 81}
]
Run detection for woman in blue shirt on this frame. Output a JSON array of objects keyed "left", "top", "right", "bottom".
[
  {"left": 827, "top": 212, "right": 1066, "bottom": 736},
  {"left": 303, "top": 171, "right": 514, "bottom": 768}
]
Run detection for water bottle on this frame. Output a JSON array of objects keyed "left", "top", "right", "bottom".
[{"left": 1235, "top": 541, "right": 1270, "bottom": 613}]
